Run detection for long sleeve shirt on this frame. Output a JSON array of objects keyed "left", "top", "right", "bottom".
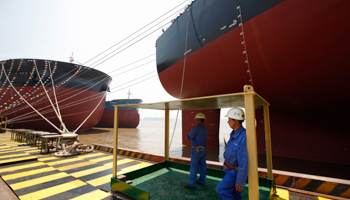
[
  {"left": 223, "top": 126, "right": 248, "bottom": 186},
  {"left": 187, "top": 123, "right": 209, "bottom": 147}
]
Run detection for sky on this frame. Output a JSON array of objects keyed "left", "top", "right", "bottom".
[{"left": 0, "top": 0, "right": 204, "bottom": 118}]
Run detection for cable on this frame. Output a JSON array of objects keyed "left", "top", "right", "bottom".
[{"left": 82, "top": 0, "right": 189, "bottom": 66}]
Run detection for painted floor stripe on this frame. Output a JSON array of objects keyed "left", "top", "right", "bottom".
[
  {"left": 76, "top": 152, "right": 107, "bottom": 158},
  {"left": 38, "top": 156, "right": 66, "bottom": 162},
  {"left": 89, "top": 155, "right": 113, "bottom": 163},
  {"left": 69, "top": 189, "right": 110, "bottom": 200},
  {"left": 117, "top": 162, "right": 153, "bottom": 175},
  {"left": 86, "top": 174, "right": 111, "bottom": 187},
  {"left": 274, "top": 188, "right": 289, "bottom": 200},
  {"left": 0, "top": 156, "right": 37, "bottom": 165},
  {"left": 18, "top": 179, "right": 86, "bottom": 200},
  {"left": 87, "top": 162, "right": 154, "bottom": 186},
  {"left": 10, "top": 172, "right": 70, "bottom": 190},
  {"left": 25, "top": 149, "right": 41, "bottom": 153},
  {"left": 57, "top": 161, "right": 97, "bottom": 171},
  {"left": 0, "top": 161, "right": 46, "bottom": 173},
  {"left": 70, "top": 165, "right": 112, "bottom": 178},
  {"left": 315, "top": 181, "right": 337, "bottom": 194},
  {"left": 0, "top": 149, "right": 22, "bottom": 153},
  {"left": 2, "top": 167, "right": 57, "bottom": 180},
  {"left": 103, "top": 158, "right": 134, "bottom": 167},
  {"left": 0, "top": 153, "right": 29, "bottom": 159},
  {"left": 44, "top": 157, "right": 85, "bottom": 165}
]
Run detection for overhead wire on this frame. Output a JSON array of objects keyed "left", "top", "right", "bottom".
[
  {"left": 2, "top": 1, "right": 191, "bottom": 131},
  {"left": 82, "top": 0, "right": 189, "bottom": 67}
]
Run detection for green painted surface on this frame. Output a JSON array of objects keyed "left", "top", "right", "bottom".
[{"left": 129, "top": 167, "right": 271, "bottom": 200}]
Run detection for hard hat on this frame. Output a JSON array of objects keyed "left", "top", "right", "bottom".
[
  {"left": 194, "top": 113, "right": 206, "bottom": 119},
  {"left": 225, "top": 107, "right": 245, "bottom": 120}
]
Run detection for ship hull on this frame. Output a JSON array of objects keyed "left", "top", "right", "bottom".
[
  {"left": 0, "top": 59, "right": 111, "bottom": 133},
  {"left": 96, "top": 99, "right": 142, "bottom": 128},
  {"left": 156, "top": 0, "right": 350, "bottom": 165}
]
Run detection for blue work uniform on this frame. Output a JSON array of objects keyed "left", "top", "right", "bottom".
[
  {"left": 186, "top": 123, "right": 209, "bottom": 187},
  {"left": 216, "top": 126, "right": 248, "bottom": 200}
]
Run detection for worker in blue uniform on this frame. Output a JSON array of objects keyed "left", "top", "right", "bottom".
[
  {"left": 216, "top": 107, "right": 248, "bottom": 199},
  {"left": 183, "top": 112, "right": 209, "bottom": 189}
]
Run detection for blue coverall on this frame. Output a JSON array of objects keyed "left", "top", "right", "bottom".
[
  {"left": 186, "top": 123, "right": 209, "bottom": 187},
  {"left": 216, "top": 126, "right": 248, "bottom": 200}
]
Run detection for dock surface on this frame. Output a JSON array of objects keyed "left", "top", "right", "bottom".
[{"left": 0, "top": 131, "right": 337, "bottom": 200}]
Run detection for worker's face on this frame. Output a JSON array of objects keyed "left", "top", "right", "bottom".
[{"left": 228, "top": 118, "right": 235, "bottom": 129}]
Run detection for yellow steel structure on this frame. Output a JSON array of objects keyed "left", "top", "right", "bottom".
[
  {"left": 264, "top": 105, "right": 273, "bottom": 180},
  {"left": 165, "top": 109, "right": 170, "bottom": 161},
  {"left": 113, "top": 85, "right": 273, "bottom": 200},
  {"left": 113, "top": 106, "right": 119, "bottom": 178},
  {"left": 0, "top": 116, "right": 8, "bottom": 129}
]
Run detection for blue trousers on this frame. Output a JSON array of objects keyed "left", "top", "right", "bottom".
[
  {"left": 188, "top": 148, "right": 207, "bottom": 187},
  {"left": 216, "top": 172, "right": 241, "bottom": 200}
]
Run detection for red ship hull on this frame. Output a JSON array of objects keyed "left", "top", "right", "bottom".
[
  {"left": 5, "top": 87, "right": 105, "bottom": 133},
  {"left": 0, "top": 59, "right": 111, "bottom": 133},
  {"left": 95, "top": 99, "right": 142, "bottom": 128},
  {"left": 157, "top": 0, "right": 350, "bottom": 165},
  {"left": 96, "top": 109, "right": 140, "bottom": 128}
]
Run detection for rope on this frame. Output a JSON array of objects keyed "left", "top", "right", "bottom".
[
  {"left": 7, "top": 77, "right": 106, "bottom": 124},
  {"left": 34, "top": 60, "right": 65, "bottom": 130},
  {"left": 170, "top": 5, "right": 191, "bottom": 149},
  {"left": 1, "top": 63, "right": 63, "bottom": 133},
  {"left": 73, "top": 82, "right": 109, "bottom": 133},
  {"left": 48, "top": 61, "right": 67, "bottom": 132},
  {"left": 1, "top": 1, "right": 192, "bottom": 130}
]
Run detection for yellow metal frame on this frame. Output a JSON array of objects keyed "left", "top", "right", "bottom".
[
  {"left": 113, "top": 85, "right": 273, "bottom": 200},
  {"left": 0, "top": 117, "right": 8, "bottom": 130}
]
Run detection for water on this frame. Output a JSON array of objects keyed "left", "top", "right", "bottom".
[
  {"left": 79, "top": 119, "right": 233, "bottom": 162},
  {"left": 79, "top": 119, "right": 350, "bottom": 180}
]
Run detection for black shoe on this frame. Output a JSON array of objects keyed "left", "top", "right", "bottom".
[
  {"left": 183, "top": 184, "right": 195, "bottom": 189},
  {"left": 197, "top": 180, "right": 205, "bottom": 185}
]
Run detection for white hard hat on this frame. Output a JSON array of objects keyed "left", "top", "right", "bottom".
[
  {"left": 225, "top": 107, "right": 245, "bottom": 120},
  {"left": 194, "top": 113, "right": 206, "bottom": 119}
]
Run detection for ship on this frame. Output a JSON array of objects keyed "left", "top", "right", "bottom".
[
  {"left": 0, "top": 59, "right": 111, "bottom": 133},
  {"left": 96, "top": 99, "right": 142, "bottom": 128},
  {"left": 156, "top": 0, "right": 350, "bottom": 169}
]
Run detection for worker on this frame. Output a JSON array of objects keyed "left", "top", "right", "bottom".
[
  {"left": 216, "top": 107, "right": 248, "bottom": 199},
  {"left": 183, "top": 112, "right": 209, "bottom": 189}
]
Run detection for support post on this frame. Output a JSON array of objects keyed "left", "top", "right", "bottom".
[
  {"left": 0, "top": 117, "right": 3, "bottom": 128},
  {"left": 263, "top": 105, "right": 273, "bottom": 179},
  {"left": 244, "top": 85, "right": 259, "bottom": 200},
  {"left": 113, "top": 106, "right": 119, "bottom": 178},
  {"left": 4, "top": 117, "right": 7, "bottom": 129},
  {"left": 165, "top": 109, "right": 169, "bottom": 161}
]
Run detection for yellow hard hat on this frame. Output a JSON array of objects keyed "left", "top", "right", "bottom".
[{"left": 194, "top": 113, "right": 206, "bottom": 119}]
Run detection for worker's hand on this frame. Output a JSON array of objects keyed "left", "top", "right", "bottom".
[{"left": 235, "top": 184, "right": 244, "bottom": 192}]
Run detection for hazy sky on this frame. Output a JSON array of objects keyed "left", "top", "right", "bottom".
[{"left": 0, "top": 0, "right": 201, "bottom": 118}]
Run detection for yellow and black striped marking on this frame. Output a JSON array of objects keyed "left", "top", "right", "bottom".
[
  {"left": 94, "top": 143, "right": 349, "bottom": 199},
  {"left": 0, "top": 132, "right": 154, "bottom": 200}
]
